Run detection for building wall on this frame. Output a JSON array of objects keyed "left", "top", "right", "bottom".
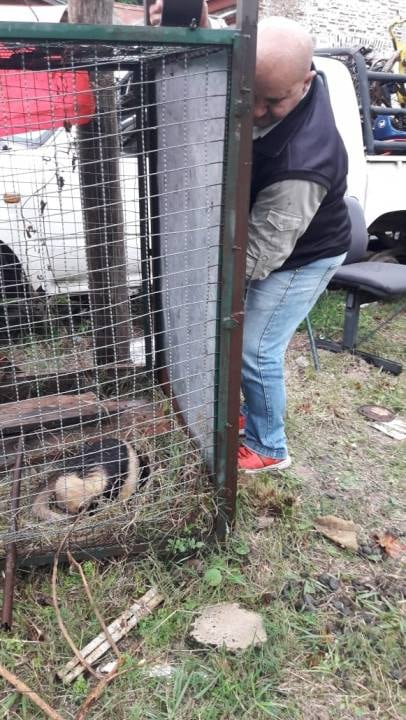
[{"left": 259, "top": 0, "right": 405, "bottom": 54}]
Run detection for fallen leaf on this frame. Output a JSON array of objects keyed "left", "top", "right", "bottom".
[
  {"left": 314, "top": 515, "right": 359, "bottom": 551},
  {"left": 374, "top": 532, "right": 406, "bottom": 559}
]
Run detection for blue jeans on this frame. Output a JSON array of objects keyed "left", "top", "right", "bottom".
[{"left": 241, "top": 253, "right": 347, "bottom": 459}]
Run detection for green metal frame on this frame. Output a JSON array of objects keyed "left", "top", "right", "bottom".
[
  {"left": 0, "top": 21, "right": 234, "bottom": 46},
  {"left": 214, "top": 1, "right": 258, "bottom": 537}
]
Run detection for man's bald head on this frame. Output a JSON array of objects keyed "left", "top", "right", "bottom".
[
  {"left": 256, "top": 17, "right": 314, "bottom": 84},
  {"left": 253, "top": 16, "right": 315, "bottom": 127}
]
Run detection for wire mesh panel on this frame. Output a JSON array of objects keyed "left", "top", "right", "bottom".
[
  {"left": 0, "top": 21, "right": 255, "bottom": 565},
  {"left": 152, "top": 49, "right": 229, "bottom": 472}
]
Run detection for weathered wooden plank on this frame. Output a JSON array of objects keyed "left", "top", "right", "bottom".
[
  {"left": 58, "top": 587, "right": 163, "bottom": 684},
  {"left": 0, "top": 363, "right": 146, "bottom": 402},
  {"left": 0, "top": 392, "right": 102, "bottom": 434}
]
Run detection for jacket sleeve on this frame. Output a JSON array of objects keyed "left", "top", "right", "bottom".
[{"left": 246, "top": 179, "right": 327, "bottom": 280}]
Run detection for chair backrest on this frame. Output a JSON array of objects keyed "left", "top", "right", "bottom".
[{"left": 343, "top": 196, "right": 369, "bottom": 264}]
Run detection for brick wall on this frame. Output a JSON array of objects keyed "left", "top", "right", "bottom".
[{"left": 259, "top": 0, "right": 405, "bottom": 55}]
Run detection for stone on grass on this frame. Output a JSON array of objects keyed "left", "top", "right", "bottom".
[{"left": 190, "top": 602, "right": 267, "bottom": 651}]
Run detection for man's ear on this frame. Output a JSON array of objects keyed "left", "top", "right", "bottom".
[{"left": 304, "top": 69, "right": 316, "bottom": 91}]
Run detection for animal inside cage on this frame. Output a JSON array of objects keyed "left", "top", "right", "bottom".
[{"left": 0, "top": 20, "right": 255, "bottom": 566}]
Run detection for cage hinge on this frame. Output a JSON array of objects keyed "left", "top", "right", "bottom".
[
  {"left": 222, "top": 312, "right": 243, "bottom": 329},
  {"left": 234, "top": 98, "right": 251, "bottom": 118},
  {"left": 234, "top": 85, "right": 251, "bottom": 117}
]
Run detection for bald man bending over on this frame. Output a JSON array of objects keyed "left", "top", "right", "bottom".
[{"left": 149, "top": 8, "right": 351, "bottom": 473}]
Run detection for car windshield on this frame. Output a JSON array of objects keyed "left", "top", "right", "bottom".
[{"left": 0, "top": 129, "right": 54, "bottom": 148}]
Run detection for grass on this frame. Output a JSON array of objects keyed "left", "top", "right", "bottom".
[
  {"left": 306, "top": 289, "right": 406, "bottom": 365},
  {"left": 0, "top": 291, "right": 405, "bottom": 719}
]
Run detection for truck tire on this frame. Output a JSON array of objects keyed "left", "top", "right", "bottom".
[{"left": 0, "top": 242, "right": 40, "bottom": 337}]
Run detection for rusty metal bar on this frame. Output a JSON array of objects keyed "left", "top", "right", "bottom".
[
  {"left": 1, "top": 433, "right": 25, "bottom": 630},
  {"left": 215, "top": 0, "right": 258, "bottom": 537}
]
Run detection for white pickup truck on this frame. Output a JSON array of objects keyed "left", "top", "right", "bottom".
[
  {"left": 0, "top": 124, "right": 142, "bottom": 296},
  {"left": 0, "top": 2, "right": 143, "bottom": 315},
  {"left": 314, "top": 48, "right": 406, "bottom": 259}
]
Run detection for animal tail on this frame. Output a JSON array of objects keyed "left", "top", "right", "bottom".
[{"left": 119, "top": 442, "right": 141, "bottom": 500}]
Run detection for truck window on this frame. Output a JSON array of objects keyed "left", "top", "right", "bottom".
[{"left": 0, "top": 129, "right": 54, "bottom": 148}]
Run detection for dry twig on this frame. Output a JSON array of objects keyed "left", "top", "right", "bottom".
[
  {"left": 51, "top": 519, "right": 102, "bottom": 680},
  {"left": 75, "top": 657, "right": 125, "bottom": 720},
  {"left": 67, "top": 550, "right": 121, "bottom": 658},
  {"left": 0, "top": 663, "right": 65, "bottom": 720}
]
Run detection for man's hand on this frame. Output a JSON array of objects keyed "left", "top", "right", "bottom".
[
  {"left": 148, "top": 0, "right": 210, "bottom": 28},
  {"left": 148, "top": 0, "right": 164, "bottom": 26}
]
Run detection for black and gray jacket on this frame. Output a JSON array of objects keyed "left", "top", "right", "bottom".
[{"left": 250, "top": 74, "right": 351, "bottom": 271}]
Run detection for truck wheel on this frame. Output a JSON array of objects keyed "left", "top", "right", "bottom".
[{"left": 0, "top": 243, "right": 42, "bottom": 337}]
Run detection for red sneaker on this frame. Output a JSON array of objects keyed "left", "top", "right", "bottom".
[
  {"left": 239, "top": 415, "right": 245, "bottom": 436},
  {"left": 238, "top": 445, "right": 291, "bottom": 473}
]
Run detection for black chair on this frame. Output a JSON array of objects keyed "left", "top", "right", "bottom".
[{"left": 315, "top": 196, "right": 406, "bottom": 375}]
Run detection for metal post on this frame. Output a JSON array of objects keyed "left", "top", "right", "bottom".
[
  {"left": 215, "top": 0, "right": 258, "bottom": 537},
  {"left": 342, "top": 290, "right": 360, "bottom": 349}
]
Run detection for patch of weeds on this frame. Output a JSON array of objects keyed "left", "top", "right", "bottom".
[
  {"left": 166, "top": 524, "right": 205, "bottom": 557},
  {"left": 137, "top": 607, "right": 186, "bottom": 650},
  {"left": 72, "top": 674, "right": 89, "bottom": 701},
  {"left": 240, "top": 477, "right": 299, "bottom": 520},
  {"left": 15, "top": 693, "right": 36, "bottom": 719},
  {"left": 143, "top": 650, "right": 299, "bottom": 720},
  {"left": 333, "top": 606, "right": 404, "bottom": 680},
  {"left": 228, "top": 536, "right": 251, "bottom": 558},
  {"left": 128, "top": 705, "right": 145, "bottom": 720},
  {"left": 59, "top": 570, "right": 83, "bottom": 591},
  {"left": 107, "top": 655, "right": 144, "bottom": 694},
  {"left": 337, "top": 470, "right": 359, "bottom": 490},
  {"left": 277, "top": 468, "right": 305, "bottom": 492},
  {"left": 307, "top": 291, "right": 406, "bottom": 363},
  {"left": 305, "top": 289, "right": 347, "bottom": 337},
  {"left": 202, "top": 555, "right": 246, "bottom": 591},
  {"left": 0, "top": 693, "right": 19, "bottom": 714},
  {"left": 81, "top": 559, "right": 97, "bottom": 579},
  {"left": 166, "top": 536, "right": 205, "bottom": 555},
  {"left": 0, "top": 635, "right": 25, "bottom": 658}
]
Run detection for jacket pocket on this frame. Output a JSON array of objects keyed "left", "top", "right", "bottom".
[
  {"left": 266, "top": 208, "right": 302, "bottom": 232},
  {"left": 246, "top": 209, "right": 303, "bottom": 281}
]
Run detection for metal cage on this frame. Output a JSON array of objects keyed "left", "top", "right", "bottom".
[{"left": 0, "top": 7, "right": 257, "bottom": 567}]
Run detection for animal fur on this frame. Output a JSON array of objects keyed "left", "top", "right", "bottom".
[{"left": 33, "top": 437, "right": 148, "bottom": 522}]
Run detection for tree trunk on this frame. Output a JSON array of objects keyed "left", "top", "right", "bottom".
[
  {"left": 68, "top": 0, "right": 131, "bottom": 366},
  {"left": 69, "top": 0, "right": 114, "bottom": 25}
]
